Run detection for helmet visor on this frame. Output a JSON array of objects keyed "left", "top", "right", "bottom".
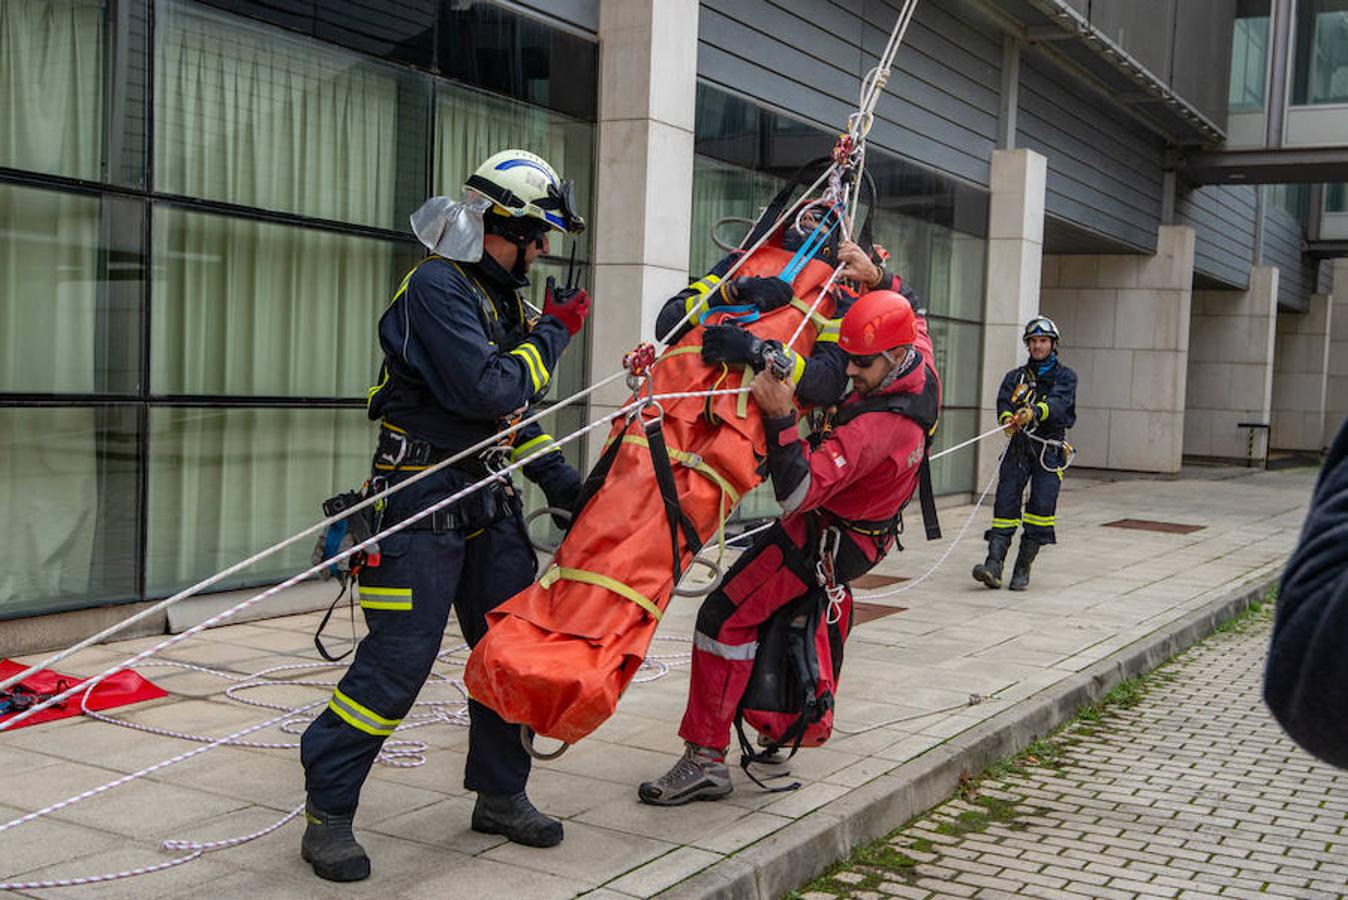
[{"left": 535, "top": 179, "right": 586, "bottom": 234}]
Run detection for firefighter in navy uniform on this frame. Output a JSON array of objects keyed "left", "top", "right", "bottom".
[
  {"left": 299, "top": 150, "right": 589, "bottom": 882},
  {"left": 972, "top": 316, "right": 1077, "bottom": 592}
]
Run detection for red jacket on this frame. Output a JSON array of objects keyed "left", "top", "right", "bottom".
[{"left": 763, "top": 311, "right": 939, "bottom": 526}]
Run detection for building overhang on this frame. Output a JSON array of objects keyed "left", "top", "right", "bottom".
[
  {"left": 1181, "top": 147, "right": 1348, "bottom": 186},
  {"left": 1306, "top": 240, "right": 1348, "bottom": 259},
  {"left": 985, "top": 0, "right": 1225, "bottom": 146}
]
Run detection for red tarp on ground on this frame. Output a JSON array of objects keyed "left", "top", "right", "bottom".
[
  {"left": 0, "top": 659, "right": 167, "bottom": 730},
  {"left": 465, "top": 246, "right": 839, "bottom": 744}
]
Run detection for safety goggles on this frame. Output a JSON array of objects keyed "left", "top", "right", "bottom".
[{"left": 846, "top": 352, "right": 884, "bottom": 368}]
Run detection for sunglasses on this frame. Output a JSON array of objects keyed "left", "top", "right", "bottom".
[{"left": 846, "top": 352, "right": 884, "bottom": 367}]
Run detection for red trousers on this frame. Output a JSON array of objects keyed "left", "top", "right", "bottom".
[{"left": 678, "top": 516, "right": 882, "bottom": 749}]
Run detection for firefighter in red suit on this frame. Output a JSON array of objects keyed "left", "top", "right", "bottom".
[{"left": 639, "top": 289, "right": 941, "bottom": 805}]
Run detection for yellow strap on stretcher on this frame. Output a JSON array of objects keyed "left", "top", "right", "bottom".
[
  {"left": 618, "top": 435, "right": 741, "bottom": 506},
  {"left": 539, "top": 564, "right": 662, "bottom": 620}
]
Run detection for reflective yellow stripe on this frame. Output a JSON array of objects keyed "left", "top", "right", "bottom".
[
  {"left": 329, "top": 689, "right": 401, "bottom": 736},
  {"left": 512, "top": 433, "right": 558, "bottom": 463},
  {"left": 356, "top": 585, "right": 412, "bottom": 611},
  {"left": 1037, "top": 402, "right": 1049, "bottom": 421},
  {"left": 510, "top": 342, "right": 549, "bottom": 393},
  {"left": 619, "top": 435, "right": 741, "bottom": 505},
  {"left": 540, "top": 565, "right": 662, "bottom": 620},
  {"left": 998, "top": 411, "right": 1013, "bottom": 424},
  {"left": 816, "top": 321, "right": 841, "bottom": 343},
  {"left": 1023, "top": 512, "right": 1055, "bottom": 527},
  {"left": 991, "top": 517, "right": 1021, "bottom": 529},
  {"left": 736, "top": 364, "right": 752, "bottom": 418},
  {"left": 683, "top": 274, "right": 725, "bottom": 318},
  {"left": 786, "top": 349, "right": 806, "bottom": 384}
]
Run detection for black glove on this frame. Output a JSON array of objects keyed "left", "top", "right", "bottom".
[
  {"left": 542, "top": 469, "right": 581, "bottom": 531},
  {"left": 701, "top": 324, "right": 764, "bottom": 367},
  {"left": 731, "top": 276, "right": 793, "bottom": 311}
]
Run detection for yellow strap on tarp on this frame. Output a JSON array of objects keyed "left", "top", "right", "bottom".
[
  {"left": 788, "top": 296, "right": 832, "bottom": 330},
  {"left": 619, "top": 435, "right": 741, "bottom": 506},
  {"left": 540, "top": 564, "right": 662, "bottom": 620}
]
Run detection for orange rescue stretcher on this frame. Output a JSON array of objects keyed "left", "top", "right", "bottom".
[{"left": 463, "top": 243, "right": 842, "bottom": 746}]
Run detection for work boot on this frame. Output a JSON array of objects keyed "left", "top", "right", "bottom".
[
  {"left": 1008, "top": 536, "right": 1042, "bottom": 591},
  {"left": 300, "top": 801, "right": 371, "bottom": 882},
  {"left": 971, "top": 533, "right": 1012, "bottom": 589},
  {"left": 638, "top": 742, "right": 733, "bottom": 806},
  {"left": 471, "top": 791, "right": 564, "bottom": 848}
]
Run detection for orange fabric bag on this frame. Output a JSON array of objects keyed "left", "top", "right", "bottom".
[{"left": 464, "top": 247, "right": 839, "bottom": 744}]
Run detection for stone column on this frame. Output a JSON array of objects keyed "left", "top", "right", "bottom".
[
  {"left": 1039, "top": 225, "right": 1195, "bottom": 473},
  {"left": 587, "top": 0, "right": 699, "bottom": 465},
  {"left": 977, "top": 149, "right": 1047, "bottom": 487},
  {"left": 1327, "top": 258, "right": 1348, "bottom": 443},
  {"left": 1271, "top": 293, "right": 1333, "bottom": 452},
  {"left": 1185, "top": 267, "right": 1279, "bottom": 464}
]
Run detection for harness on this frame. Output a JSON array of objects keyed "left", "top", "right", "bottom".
[{"left": 812, "top": 362, "right": 944, "bottom": 550}]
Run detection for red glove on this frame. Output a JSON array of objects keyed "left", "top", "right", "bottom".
[{"left": 542, "top": 276, "right": 590, "bottom": 336}]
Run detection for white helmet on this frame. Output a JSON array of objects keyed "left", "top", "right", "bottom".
[{"left": 465, "top": 149, "right": 585, "bottom": 235}]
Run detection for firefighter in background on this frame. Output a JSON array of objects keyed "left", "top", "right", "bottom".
[
  {"left": 638, "top": 289, "right": 941, "bottom": 805},
  {"left": 299, "top": 150, "right": 589, "bottom": 881},
  {"left": 972, "top": 316, "right": 1077, "bottom": 592}
]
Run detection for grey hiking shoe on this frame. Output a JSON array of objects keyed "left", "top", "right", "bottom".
[
  {"left": 301, "top": 801, "right": 371, "bottom": 882},
  {"left": 638, "top": 742, "right": 732, "bottom": 806}
]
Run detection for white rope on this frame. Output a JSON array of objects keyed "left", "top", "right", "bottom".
[
  {"left": 1, "top": 386, "right": 749, "bottom": 730},
  {"left": 0, "top": 368, "right": 629, "bottom": 695}
]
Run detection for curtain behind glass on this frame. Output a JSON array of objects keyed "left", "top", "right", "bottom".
[
  {"left": 152, "top": 206, "right": 394, "bottom": 397},
  {"left": 434, "top": 83, "right": 595, "bottom": 259},
  {"left": 0, "top": 184, "right": 100, "bottom": 392},
  {"left": 689, "top": 156, "right": 782, "bottom": 277},
  {"left": 147, "top": 408, "right": 371, "bottom": 594},
  {"left": 155, "top": 0, "right": 398, "bottom": 229},
  {"left": 0, "top": 0, "right": 104, "bottom": 180},
  {"left": 0, "top": 407, "right": 139, "bottom": 618}
]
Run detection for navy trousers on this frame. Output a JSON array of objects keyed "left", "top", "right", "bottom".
[
  {"left": 988, "top": 436, "right": 1065, "bottom": 544},
  {"left": 301, "top": 465, "right": 537, "bottom": 815}
]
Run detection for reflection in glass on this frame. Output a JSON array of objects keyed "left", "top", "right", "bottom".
[
  {"left": 438, "top": 1, "right": 597, "bottom": 121},
  {"left": 1229, "top": 14, "right": 1270, "bottom": 110},
  {"left": 147, "top": 407, "right": 373, "bottom": 595},
  {"left": 434, "top": 82, "right": 596, "bottom": 261},
  {"left": 689, "top": 156, "right": 784, "bottom": 277},
  {"left": 0, "top": 0, "right": 105, "bottom": 180},
  {"left": 1327, "top": 183, "right": 1348, "bottom": 212},
  {"left": 155, "top": 0, "right": 422, "bottom": 230},
  {"left": 152, "top": 206, "right": 411, "bottom": 397},
  {"left": 0, "top": 185, "right": 143, "bottom": 394},
  {"left": 1292, "top": 1, "right": 1348, "bottom": 105},
  {"left": 929, "top": 407, "right": 976, "bottom": 497},
  {"left": 0, "top": 407, "right": 140, "bottom": 619}
]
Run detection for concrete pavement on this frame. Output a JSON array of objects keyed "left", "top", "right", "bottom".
[
  {"left": 797, "top": 605, "right": 1348, "bottom": 899},
  {"left": 0, "top": 463, "right": 1318, "bottom": 898}
]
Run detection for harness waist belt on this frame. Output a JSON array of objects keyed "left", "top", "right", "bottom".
[{"left": 376, "top": 424, "right": 498, "bottom": 478}]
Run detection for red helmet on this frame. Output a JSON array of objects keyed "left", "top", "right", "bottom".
[{"left": 838, "top": 290, "right": 916, "bottom": 354}]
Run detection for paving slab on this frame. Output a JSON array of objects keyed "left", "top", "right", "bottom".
[{"left": 0, "top": 464, "right": 1318, "bottom": 897}]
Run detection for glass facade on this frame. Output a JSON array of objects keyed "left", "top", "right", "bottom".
[
  {"left": 1291, "top": 0, "right": 1348, "bottom": 105},
  {"left": 0, "top": 0, "right": 597, "bottom": 620},
  {"left": 1229, "top": 3, "right": 1270, "bottom": 110},
  {"left": 1327, "top": 183, "right": 1348, "bottom": 212},
  {"left": 689, "top": 84, "right": 988, "bottom": 518}
]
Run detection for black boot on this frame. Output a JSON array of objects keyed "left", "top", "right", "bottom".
[
  {"left": 971, "top": 533, "right": 1012, "bottom": 589},
  {"left": 1008, "top": 536, "right": 1042, "bottom": 591},
  {"left": 301, "top": 801, "right": 371, "bottom": 882},
  {"left": 471, "top": 791, "right": 564, "bottom": 847}
]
